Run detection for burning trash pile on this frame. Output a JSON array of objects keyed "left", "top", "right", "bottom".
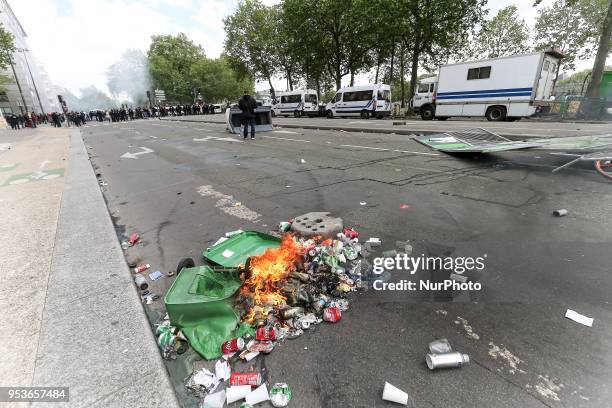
[{"left": 235, "top": 226, "right": 365, "bottom": 339}]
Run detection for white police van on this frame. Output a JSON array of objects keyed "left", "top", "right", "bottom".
[
  {"left": 325, "top": 84, "right": 391, "bottom": 119},
  {"left": 412, "top": 49, "right": 563, "bottom": 121},
  {"left": 272, "top": 89, "right": 319, "bottom": 118}
]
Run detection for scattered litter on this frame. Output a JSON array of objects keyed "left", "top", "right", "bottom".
[
  {"left": 426, "top": 351, "right": 469, "bottom": 370},
  {"left": 149, "top": 270, "right": 163, "bottom": 281},
  {"left": 299, "top": 159, "right": 306, "bottom": 164},
  {"left": 553, "top": 209, "right": 568, "bottom": 217},
  {"left": 565, "top": 309, "right": 593, "bottom": 327},
  {"left": 142, "top": 293, "right": 160, "bottom": 304},
  {"left": 488, "top": 342, "right": 525, "bottom": 374},
  {"left": 227, "top": 385, "right": 251, "bottom": 404},
  {"left": 202, "top": 389, "right": 225, "bottom": 408},
  {"left": 534, "top": 375, "right": 562, "bottom": 401},
  {"left": 134, "top": 263, "right": 150, "bottom": 273},
  {"left": 366, "top": 237, "right": 382, "bottom": 247},
  {"left": 214, "top": 359, "right": 231, "bottom": 381},
  {"left": 230, "top": 372, "right": 262, "bottom": 386},
  {"left": 382, "top": 382, "right": 409, "bottom": 405},
  {"left": 245, "top": 384, "right": 269, "bottom": 405},
  {"left": 167, "top": 270, "right": 175, "bottom": 276},
  {"left": 360, "top": 201, "right": 367, "bottom": 206},
  {"left": 134, "top": 274, "right": 148, "bottom": 290},
  {"left": 429, "top": 338, "right": 452, "bottom": 354},
  {"left": 270, "top": 383, "right": 292, "bottom": 407},
  {"left": 128, "top": 232, "right": 140, "bottom": 246},
  {"left": 435, "top": 309, "right": 447, "bottom": 316},
  {"left": 399, "top": 204, "right": 410, "bottom": 209}
]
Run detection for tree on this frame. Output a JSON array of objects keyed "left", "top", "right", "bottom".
[
  {"left": 148, "top": 33, "right": 204, "bottom": 102},
  {"left": 190, "top": 57, "right": 254, "bottom": 103},
  {"left": 469, "top": 6, "right": 530, "bottom": 59},
  {"left": 534, "top": 0, "right": 608, "bottom": 71},
  {"left": 585, "top": 0, "right": 611, "bottom": 98},
  {"left": 401, "top": 0, "right": 487, "bottom": 104},
  {"left": 224, "top": 0, "right": 278, "bottom": 98},
  {"left": 107, "top": 49, "right": 151, "bottom": 105},
  {"left": 0, "top": 23, "right": 15, "bottom": 92}
]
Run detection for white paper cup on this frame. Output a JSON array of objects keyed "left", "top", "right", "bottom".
[
  {"left": 245, "top": 383, "right": 269, "bottom": 405},
  {"left": 382, "top": 382, "right": 408, "bottom": 405},
  {"left": 226, "top": 385, "right": 252, "bottom": 404}
]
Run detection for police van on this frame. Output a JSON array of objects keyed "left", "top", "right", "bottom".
[
  {"left": 272, "top": 89, "right": 319, "bottom": 118},
  {"left": 325, "top": 84, "right": 391, "bottom": 119},
  {"left": 411, "top": 49, "right": 563, "bottom": 121}
]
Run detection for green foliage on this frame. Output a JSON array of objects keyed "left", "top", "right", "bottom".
[
  {"left": 148, "top": 33, "right": 204, "bottom": 102},
  {"left": 534, "top": 0, "right": 609, "bottom": 71},
  {"left": 557, "top": 65, "right": 612, "bottom": 84},
  {"left": 0, "top": 23, "right": 15, "bottom": 70},
  {"left": 190, "top": 57, "right": 254, "bottom": 103},
  {"left": 468, "top": 6, "right": 530, "bottom": 59},
  {"left": 223, "top": 0, "right": 278, "bottom": 94}
]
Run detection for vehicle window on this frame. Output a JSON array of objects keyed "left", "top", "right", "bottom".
[
  {"left": 429, "top": 84, "right": 434, "bottom": 93},
  {"left": 281, "top": 96, "right": 287, "bottom": 103},
  {"left": 332, "top": 93, "right": 341, "bottom": 103},
  {"left": 549, "top": 62, "right": 556, "bottom": 73},
  {"left": 467, "top": 66, "right": 491, "bottom": 80},
  {"left": 349, "top": 90, "right": 372, "bottom": 101},
  {"left": 342, "top": 92, "right": 355, "bottom": 102},
  {"left": 543, "top": 60, "right": 550, "bottom": 72},
  {"left": 283, "top": 94, "right": 301, "bottom": 103},
  {"left": 305, "top": 94, "right": 317, "bottom": 103},
  {"left": 417, "top": 83, "right": 430, "bottom": 93}
]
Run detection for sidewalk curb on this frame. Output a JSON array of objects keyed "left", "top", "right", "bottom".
[
  {"left": 31, "top": 129, "right": 179, "bottom": 407},
  {"left": 158, "top": 117, "right": 542, "bottom": 141}
]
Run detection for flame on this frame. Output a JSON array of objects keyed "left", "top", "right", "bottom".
[{"left": 241, "top": 234, "right": 302, "bottom": 322}]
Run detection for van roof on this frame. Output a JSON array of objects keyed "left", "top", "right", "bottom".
[
  {"left": 277, "top": 89, "right": 317, "bottom": 96},
  {"left": 336, "top": 84, "right": 390, "bottom": 92},
  {"left": 440, "top": 50, "right": 562, "bottom": 68},
  {"left": 419, "top": 76, "right": 438, "bottom": 83}
]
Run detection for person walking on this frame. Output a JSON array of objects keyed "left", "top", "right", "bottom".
[{"left": 238, "top": 90, "right": 257, "bottom": 140}]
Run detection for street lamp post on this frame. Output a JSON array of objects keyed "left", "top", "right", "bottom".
[{"left": 17, "top": 48, "right": 44, "bottom": 115}]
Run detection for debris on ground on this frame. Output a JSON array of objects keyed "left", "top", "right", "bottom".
[
  {"left": 426, "top": 338, "right": 470, "bottom": 370},
  {"left": 270, "top": 383, "right": 292, "bottom": 407},
  {"left": 134, "top": 263, "right": 150, "bottom": 273},
  {"left": 565, "top": 309, "right": 593, "bottom": 327},
  {"left": 382, "top": 381, "right": 409, "bottom": 405},
  {"left": 553, "top": 209, "right": 568, "bottom": 217},
  {"left": 149, "top": 270, "right": 163, "bottom": 281}
]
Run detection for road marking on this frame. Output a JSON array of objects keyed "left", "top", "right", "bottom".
[
  {"left": 120, "top": 146, "right": 154, "bottom": 159},
  {"left": 339, "top": 144, "right": 439, "bottom": 156},
  {"left": 197, "top": 185, "right": 261, "bottom": 222},
  {"left": 261, "top": 135, "right": 310, "bottom": 143},
  {"left": 0, "top": 143, "right": 12, "bottom": 152},
  {"left": 194, "top": 136, "right": 243, "bottom": 143},
  {"left": 272, "top": 130, "right": 299, "bottom": 134}
]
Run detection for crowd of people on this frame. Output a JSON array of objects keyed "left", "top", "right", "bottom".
[{"left": 3, "top": 102, "right": 228, "bottom": 130}]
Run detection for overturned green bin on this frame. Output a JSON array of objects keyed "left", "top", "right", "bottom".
[{"left": 164, "top": 265, "right": 243, "bottom": 359}]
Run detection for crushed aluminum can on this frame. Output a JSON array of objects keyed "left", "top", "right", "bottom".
[
  {"left": 230, "top": 372, "right": 262, "bottom": 386},
  {"left": 134, "top": 263, "right": 151, "bottom": 273},
  {"left": 256, "top": 326, "right": 277, "bottom": 341},
  {"left": 343, "top": 227, "right": 359, "bottom": 239},
  {"left": 221, "top": 337, "right": 245, "bottom": 354},
  {"left": 121, "top": 241, "right": 130, "bottom": 250},
  {"left": 247, "top": 339, "right": 275, "bottom": 354},
  {"left": 128, "top": 232, "right": 140, "bottom": 246},
  {"left": 323, "top": 306, "right": 341, "bottom": 323},
  {"left": 426, "top": 351, "right": 469, "bottom": 370},
  {"left": 270, "top": 383, "right": 292, "bottom": 407},
  {"left": 281, "top": 307, "right": 304, "bottom": 319},
  {"left": 279, "top": 221, "right": 292, "bottom": 232}
]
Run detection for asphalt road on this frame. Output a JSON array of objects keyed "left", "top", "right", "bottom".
[
  {"left": 82, "top": 118, "right": 612, "bottom": 408},
  {"left": 161, "top": 113, "right": 612, "bottom": 138}
]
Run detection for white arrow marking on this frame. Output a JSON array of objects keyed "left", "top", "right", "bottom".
[{"left": 120, "top": 146, "right": 154, "bottom": 159}]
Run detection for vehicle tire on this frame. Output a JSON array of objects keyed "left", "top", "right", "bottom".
[
  {"left": 271, "top": 110, "right": 276, "bottom": 117},
  {"left": 420, "top": 105, "right": 435, "bottom": 120},
  {"left": 360, "top": 110, "right": 370, "bottom": 119},
  {"left": 485, "top": 106, "right": 506, "bottom": 121},
  {"left": 176, "top": 258, "right": 195, "bottom": 275},
  {"left": 326, "top": 110, "right": 333, "bottom": 119},
  {"left": 376, "top": 115, "right": 384, "bottom": 119},
  {"left": 436, "top": 116, "right": 449, "bottom": 121}
]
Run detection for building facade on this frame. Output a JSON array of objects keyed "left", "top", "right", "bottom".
[{"left": 0, "top": 0, "right": 59, "bottom": 115}]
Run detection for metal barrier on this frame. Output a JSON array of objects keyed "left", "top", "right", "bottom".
[
  {"left": 549, "top": 97, "right": 611, "bottom": 120},
  {"left": 225, "top": 106, "right": 274, "bottom": 134}
]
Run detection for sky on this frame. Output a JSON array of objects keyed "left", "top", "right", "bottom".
[{"left": 9, "top": 0, "right": 600, "bottom": 97}]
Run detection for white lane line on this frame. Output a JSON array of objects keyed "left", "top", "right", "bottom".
[
  {"left": 339, "top": 144, "right": 439, "bottom": 156},
  {"left": 272, "top": 130, "right": 299, "bottom": 134},
  {"left": 260, "top": 135, "right": 311, "bottom": 143}
]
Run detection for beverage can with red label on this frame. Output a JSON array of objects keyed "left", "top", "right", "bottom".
[
  {"left": 134, "top": 263, "right": 150, "bottom": 273},
  {"left": 323, "top": 306, "right": 341, "bottom": 323},
  {"left": 230, "top": 372, "right": 262, "bottom": 386},
  {"left": 221, "top": 337, "right": 245, "bottom": 354},
  {"left": 128, "top": 233, "right": 140, "bottom": 246},
  {"left": 256, "top": 326, "right": 276, "bottom": 341}
]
